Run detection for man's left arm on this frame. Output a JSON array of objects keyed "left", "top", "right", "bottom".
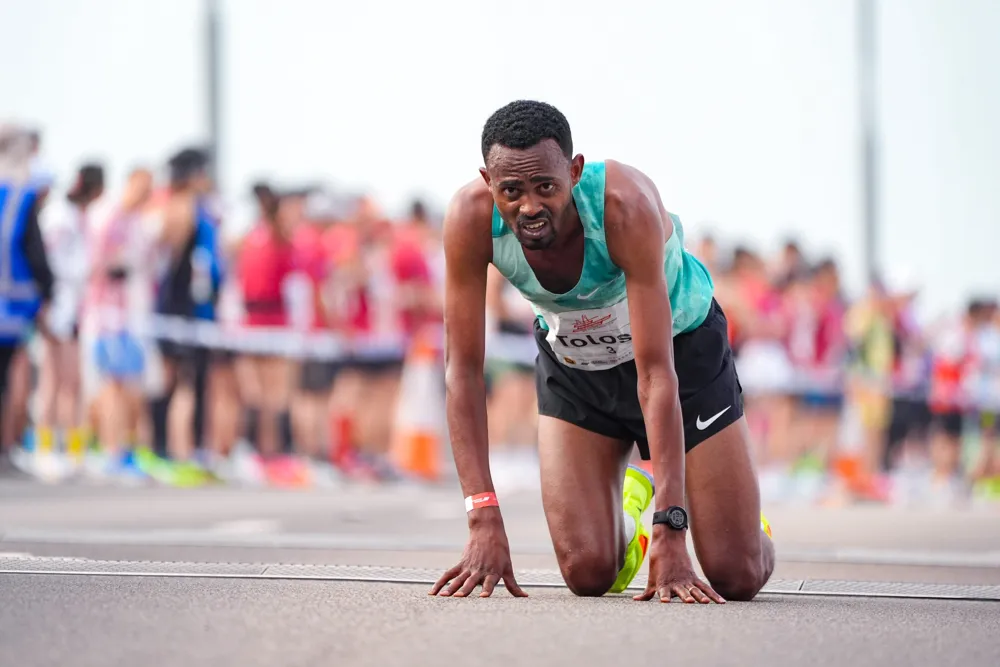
[
  {"left": 603, "top": 168, "right": 685, "bottom": 523},
  {"left": 604, "top": 161, "right": 724, "bottom": 604}
]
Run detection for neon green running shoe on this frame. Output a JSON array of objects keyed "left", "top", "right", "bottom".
[
  {"left": 610, "top": 464, "right": 655, "bottom": 594},
  {"left": 168, "top": 460, "right": 213, "bottom": 488},
  {"left": 134, "top": 448, "right": 211, "bottom": 487},
  {"left": 134, "top": 447, "right": 173, "bottom": 484}
]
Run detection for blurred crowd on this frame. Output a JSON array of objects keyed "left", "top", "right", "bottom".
[
  {"left": 0, "top": 128, "right": 449, "bottom": 488},
  {"left": 1, "top": 126, "right": 998, "bottom": 507},
  {"left": 692, "top": 235, "right": 1000, "bottom": 506}
]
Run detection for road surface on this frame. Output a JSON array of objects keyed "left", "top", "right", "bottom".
[{"left": 2, "top": 478, "right": 999, "bottom": 666}]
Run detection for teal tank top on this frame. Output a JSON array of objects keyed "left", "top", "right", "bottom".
[{"left": 490, "top": 161, "right": 714, "bottom": 371}]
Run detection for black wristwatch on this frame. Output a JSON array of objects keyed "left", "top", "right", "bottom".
[{"left": 652, "top": 506, "right": 689, "bottom": 531}]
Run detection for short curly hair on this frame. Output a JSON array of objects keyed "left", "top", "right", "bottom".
[{"left": 481, "top": 100, "right": 573, "bottom": 163}]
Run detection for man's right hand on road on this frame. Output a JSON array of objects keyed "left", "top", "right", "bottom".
[{"left": 429, "top": 516, "right": 528, "bottom": 599}]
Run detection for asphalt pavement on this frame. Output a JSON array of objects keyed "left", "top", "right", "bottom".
[
  {"left": 2, "top": 478, "right": 1000, "bottom": 666},
  {"left": 2, "top": 576, "right": 998, "bottom": 667}
]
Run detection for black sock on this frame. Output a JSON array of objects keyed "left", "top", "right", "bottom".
[
  {"left": 149, "top": 394, "right": 171, "bottom": 459},
  {"left": 279, "top": 411, "right": 293, "bottom": 455},
  {"left": 192, "top": 353, "right": 209, "bottom": 451},
  {"left": 244, "top": 407, "right": 261, "bottom": 450}
]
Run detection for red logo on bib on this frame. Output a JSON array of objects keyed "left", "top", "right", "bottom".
[{"left": 572, "top": 314, "right": 613, "bottom": 333}]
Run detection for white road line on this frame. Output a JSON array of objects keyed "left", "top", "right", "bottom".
[
  {"left": 209, "top": 520, "right": 281, "bottom": 535},
  {"left": 3, "top": 528, "right": 1000, "bottom": 567},
  {"left": 1, "top": 560, "right": 998, "bottom": 601}
]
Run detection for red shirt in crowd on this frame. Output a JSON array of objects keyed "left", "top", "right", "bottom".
[
  {"left": 321, "top": 222, "right": 433, "bottom": 341},
  {"left": 291, "top": 222, "right": 330, "bottom": 330},
  {"left": 239, "top": 222, "right": 295, "bottom": 327}
]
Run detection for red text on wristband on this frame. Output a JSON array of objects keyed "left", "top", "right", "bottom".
[{"left": 465, "top": 492, "right": 499, "bottom": 513}]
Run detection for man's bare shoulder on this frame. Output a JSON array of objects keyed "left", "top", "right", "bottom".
[
  {"left": 443, "top": 178, "right": 495, "bottom": 265},
  {"left": 446, "top": 178, "right": 495, "bottom": 228},
  {"left": 603, "top": 159, "right": 665, "bottom": 237}
]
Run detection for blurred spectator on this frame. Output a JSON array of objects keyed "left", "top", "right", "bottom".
[
  {"left": 400, "top": 199, "right": 445, "bottom": 311},
  {"left": 922, "top": 298, "right": 999, "bottom": 502},
  {"left": 326, "top": 196, "right": 433, "bottom": 476},
  {"left": 691, "top": 233, "right": 721, "bottom": 276},
  {"left": 724, "top": 246, "right": 796, "bottom": 465},
  {"left": 772, "top": 238, "right": 808, "bottom": 285},
  {"left": 968, "top": 302, "right": 1000, "bottom": 482},
  {"left": 787, "top": 259, "right": 848, "bottom": 470},
  {"left": 37, "top": 162, "right": 105, "bottom": 460},
  {"left": 87, "top": 167, "right": 153, "bottom": 475},
  {"left": 291, "top": 190, "right": 340, "bottom": 461},
  {"left": 0, "top": 126, "right": 55, "bottom": 471},
  {"left": 149, "top": 147, "right": 223, "bottom": 476},
  {"left": 235, "top": 183, "right": 296, "bottom": 459},
  {"left": 839, "top": 279, "right": 896, "bottom": 499},
  {"left": 882, "top": 268, "right": 932, "bottom": 474}
]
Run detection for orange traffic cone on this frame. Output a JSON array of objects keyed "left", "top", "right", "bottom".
[{"left": 389, "top": 331, "right": 446, "bottom": 482}]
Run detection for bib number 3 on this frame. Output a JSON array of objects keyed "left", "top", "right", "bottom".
[{"left": 538, "top": 299, "right": 634, "bottom": 372}]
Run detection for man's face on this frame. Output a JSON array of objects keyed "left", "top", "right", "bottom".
[{"left": 481, "top": 139, "right": 583, "bottom": 251}]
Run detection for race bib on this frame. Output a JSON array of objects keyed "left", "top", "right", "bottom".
[{"left": 537, "top": 298, "right": 633, "bottom": 371}]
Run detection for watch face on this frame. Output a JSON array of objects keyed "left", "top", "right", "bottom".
[{"left": 667, "top": 507, "right": 686, "bottom": 528}]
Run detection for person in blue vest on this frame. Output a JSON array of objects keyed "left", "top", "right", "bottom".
[
  {"left": 430, "top": 101, "right": 774, "bottom": 604},
  {"left": 147, "top": 147, "right": 224, "bottom": 480},
  {"left": 2, "top": 128, "right": 54, "bottom": 457},
  {"left": 0, "top": 127, "right": 55, "bottom": 473}
]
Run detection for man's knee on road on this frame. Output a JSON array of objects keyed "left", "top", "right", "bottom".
[
  {"left": 701, "top": 551, "right": 770, "bottom": 602},
  {"left": 561, "top": 551, "right": 620, "bottom": 597}
]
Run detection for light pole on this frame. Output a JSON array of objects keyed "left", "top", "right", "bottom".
[
  {"left": 858, "top": 0, "right": 880, "bottom": 285},
  {"left": 205, "top": 0, "right": 222, "bottom": 185}
]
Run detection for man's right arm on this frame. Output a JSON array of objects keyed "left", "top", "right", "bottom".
[
  {"left": 431, "top": 183, "right": 528, "bottom": 598},
  {"left": 442, "top": 184, "right": 496, "bottom": 524}
]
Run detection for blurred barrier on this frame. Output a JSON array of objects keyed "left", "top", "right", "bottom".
[
  {"left": 10, "top": 310, "right": 999, "bottom": 507},
  {"left": 109, "top": 313, "right": 966, "bottom": 405},
  {"left": 127, "top": 314, "right": 538, "bottom": 368}
]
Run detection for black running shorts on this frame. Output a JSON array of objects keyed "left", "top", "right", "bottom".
[
  {"left": 534, "top": 298, "right": 743, "bottom": 458},
  {"left": 299, "top": 360, "right": 340, "bottom": 393}
]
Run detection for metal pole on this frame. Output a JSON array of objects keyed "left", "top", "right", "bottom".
[
  {"left": 858, "top": 0, "right": 880, "bottom": 285},
  {"left": 205, "top": 0, "right": 222, "bottom": 185}
]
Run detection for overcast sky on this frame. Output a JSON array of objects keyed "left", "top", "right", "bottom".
[{"left": 2, "top": 0, "right": 998, "bottom": 317}]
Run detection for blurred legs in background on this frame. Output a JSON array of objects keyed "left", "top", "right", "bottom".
[
  {"left": 236, "top": 353, "right": 293, "bottom": 457},
  {"left": 327, "top": 361, "right": 402, "bottom": 477},
  {"left": 0, "top": 344, "right": 18, "bottom": 467},
  {"left": 1, "top": 347, "right": 30, "bottom": 453},
  {"left": 151, "top": 344, "right": 207, "bottom": 462},
  {"left": 970, "top": 412, "right": 999, "bottom": 479},
  {"left": 208, "top": 353, "right": 240, "bottom": 459},
  {"left": 883, "top": 396, "right": 931, "bottom": 472},
  {"left": 293, "top": 360, "right": 336, "bottom": 460},
  {"left": 830, "top": 376, "right": 891, "bottom": 502},
  {"left": 328, "top": 367, "right": 363, "bottom": 467},
  {"left": 794, "top": 392, "right": 843, "bottom": 469},
  {"left": 355, "top": 363, "right": 402, "bottom": 460},
  {"left": 92, "top": 330, "right": 147, "bottom": 458},
  {"left": 37, "top": 336, "right": 83, "bottom": 456},
  {"left": 928, "top": 411, "right": 963, "bottom": 483},
  {"left": 486, "top": 362, "right": 537, "bottom": 449}
]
